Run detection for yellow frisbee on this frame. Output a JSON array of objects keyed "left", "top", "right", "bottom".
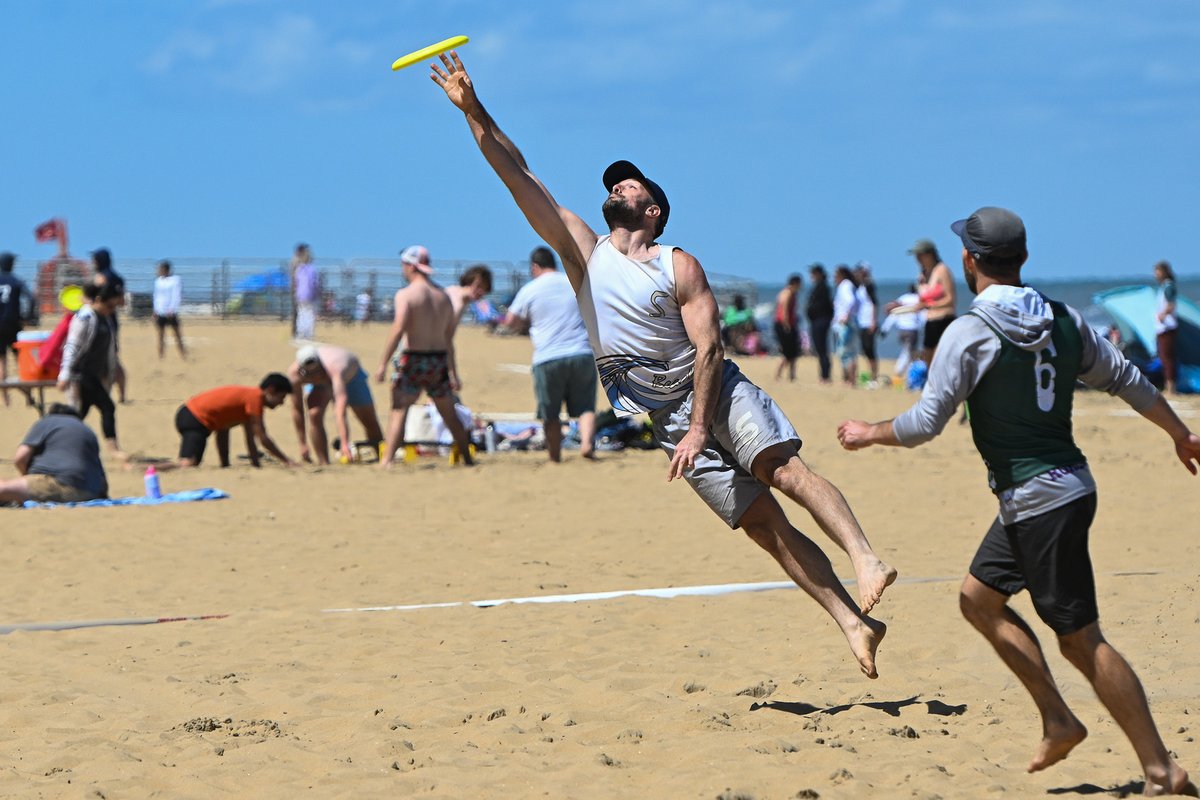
[
  {"left": 391, "top": 35, "right": 468, "bottom": 71},
  {"left": 60, "top": 284, "right": 84, "bottom": 312}
]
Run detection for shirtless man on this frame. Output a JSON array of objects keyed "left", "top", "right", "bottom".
[
  {"left": 375, "top": 247, "right": 474, "bottom": 468},
  {"left": 910, "top": 238, "right": 957, "bottom": 362},
  {"left": 429, "top": 51, "right": 893, "bottom": 678},
  {"left": 287, "top": 344, "right": 384, "bottom": 464},
  {"left": 445, "top": 263, "right": 493, "bottom": 331}
]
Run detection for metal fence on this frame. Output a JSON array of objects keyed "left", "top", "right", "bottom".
[{"left": 88, "top": 256, "right": 758, "bottom": 322}]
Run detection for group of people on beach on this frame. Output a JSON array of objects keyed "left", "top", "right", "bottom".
[
  {"left": 770, "top": 241, "right": 959, "bottom": 390},
  {"left": 0, "top": 48, "right": 1197, "bottom": 796}
]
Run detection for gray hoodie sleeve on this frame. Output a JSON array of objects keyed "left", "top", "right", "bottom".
[
  {"left": 1069, "top": 306, "right": 1158, "bottom": 411},
  {"left": 892, "top": 315, "right": 1002, "bottom": 446}
]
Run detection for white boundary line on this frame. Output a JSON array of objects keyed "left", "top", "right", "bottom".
[{"left": 0, "top": 571, "right": 1163, "bottom": 634}]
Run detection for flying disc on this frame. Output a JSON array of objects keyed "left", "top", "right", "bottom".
[
  {"left": 391, "top": 35, "right": 468, "bottom": 71},
  {"left": 59, "top": 285, "right": 84, "bottom": 312}
]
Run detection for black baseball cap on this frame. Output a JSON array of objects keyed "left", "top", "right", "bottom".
[
  {"left": 950, "top": 207, "right": 1027, "bottom": 260},
  {"left": 602, "top": 160, "right": 670, "bottom": 231}
]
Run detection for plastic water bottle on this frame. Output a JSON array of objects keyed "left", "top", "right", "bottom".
[
  {"left": 484, "top": 424, "right": 497, "bottom": 454},
  {"left": 144, "top": 466, "right": 162, "bottom": 499}
]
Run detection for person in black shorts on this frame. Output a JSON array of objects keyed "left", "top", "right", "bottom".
[
  {"left": 839, "top": 207, "right": 1198, "bottom": 794},
  {"left": 153, "top": 260, "right": 187, "bottom": 360},
  {"left": 175, "top": 374, "right": 295, "bottom": 468}
]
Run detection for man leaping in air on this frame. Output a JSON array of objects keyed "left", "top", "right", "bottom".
[{"left": 428, "top": 52, "right": 895, "bottom": 678}]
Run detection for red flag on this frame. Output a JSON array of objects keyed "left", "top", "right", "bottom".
[{"left": 34, "top": 219, "right": 61, "bottom": 242}]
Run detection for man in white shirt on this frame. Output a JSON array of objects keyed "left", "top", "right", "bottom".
[
  {"left": 504, "top": 247, "right": 597, "bottom": 461},
  {"left": 152, "top": 260, "right": 186, "bottom": 360}
]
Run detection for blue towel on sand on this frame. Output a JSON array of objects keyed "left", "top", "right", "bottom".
[{"left": 22, "top": 488, "right": 229, "bottom": 509}]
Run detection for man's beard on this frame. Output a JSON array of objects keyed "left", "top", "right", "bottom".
[{"left": 601, "top": 195, "right": 647, "bottom": 230}]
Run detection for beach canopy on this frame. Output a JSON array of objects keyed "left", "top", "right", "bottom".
[
  {"left": 233, "top": 270, "right": 289, "bottom": 293},
  {"left": 1093, "top": 285, "right": 1200, "bottom": 364},
  {"left": 1093, "top": 285, "right": 1200, "bottom": 392}
]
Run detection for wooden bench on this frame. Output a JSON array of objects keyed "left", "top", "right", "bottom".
[{"left": 0, "top": 379, "right": 58, "bottom": 416}]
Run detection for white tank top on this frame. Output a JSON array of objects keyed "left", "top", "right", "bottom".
[{"left": 577, "top": 235, "right": 696, "bottom": 416}]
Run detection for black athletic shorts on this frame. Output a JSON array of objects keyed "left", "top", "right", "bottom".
[
  {"left": 859, "top": 328, "right": 877, "bottom": 360},
  {"left": 175, "top": 404, "right": 211, "bottom": 463},
  {"left": 774, "top": 321, "right": 800, "bottom": 360},
  {"left": 923, "top": 315, "right": 955, "bottom": 351},
  {"left": 154, "top": 313, "right": 180, "bottom": 331},
  {"left": 969, "top": 492, "right": 1099, "bottom": 636},
  {"left": 0, "top": 323, "right": 19, "bottom": 353}
]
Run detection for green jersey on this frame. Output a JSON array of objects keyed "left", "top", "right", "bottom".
[{"left": 965, "top": 301, "right": 1086, "bottom": 493}]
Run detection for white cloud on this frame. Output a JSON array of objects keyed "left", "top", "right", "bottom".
[{"left": 143, "top": 12, "right": 379, "bottom": 97}]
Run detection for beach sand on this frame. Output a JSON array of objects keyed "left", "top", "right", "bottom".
[{"left": 0, "top": 319, "right": 1196, "bottom": 798}]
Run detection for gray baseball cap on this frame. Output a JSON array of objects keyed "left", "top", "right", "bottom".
[{"left": 951, "top": 207, "right": 1027, "bottom": 260}]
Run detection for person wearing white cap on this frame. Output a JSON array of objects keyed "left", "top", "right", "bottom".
[
  {"left": 375, "top": 245, "right": 474, "bottom": 467},
  {"left": 287, "top": 343, "right": 383, "bottom": 464},
  {"left": 431, "top": 52, "right": 895, "bottom": 680}
]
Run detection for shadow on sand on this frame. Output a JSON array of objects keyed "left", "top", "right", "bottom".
[{"left": 749, "top": 695, "right": 967, "bottom": 719}]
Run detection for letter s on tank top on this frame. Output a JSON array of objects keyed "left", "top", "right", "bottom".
[{"left": 577, "top": 236, "right": 696, "bottom": 417}]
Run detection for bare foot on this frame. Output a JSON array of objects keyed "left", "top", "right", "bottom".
[
  {"left": 854, "top": 556, "right": 898, "bottom": 614},
  {"left": 1027, "top": 719, "right": 1087, "bottom": 772},
  {"left": 846, "top": 616, "right": 886, "bottom": 679},
  {"left": 1143, "top": 764, "right": 1197, "bottom": 797}
]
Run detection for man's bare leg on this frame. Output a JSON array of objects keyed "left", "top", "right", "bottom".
[
  {"left": 306, "top": 402, "right": 330, "bottom": 465},
  {"left": 174, "top": 327, "right": 187, "bottom": 359},
  {"left": 959, "top": 576, "right": 1087, "bottom": 772},
  {"left": 157, "top": 327, "right": 166, "bottom": 359},
  {"left": 578, "top": 411, "right": 596, "bottom": 459},
  {"left": 380, "top": 389, "right": 416, "bottom": 468},
  {"left": 752, "top": 444, "right": 897, "bottom": 613},
  {"left": 0, "top": 478, "right": 31, "bottom": 504},
  {"left": 431, "top": 395, "right": 473, "bottom": 466},
  {"left": 739, "top": 493, "right": 885, "bottom": 678},
  {"left": 543, "top": 418, "right": 562, "bottom": 462},
  {"left": 351, "top": 404, "right": 385, "bottom": 446},
  {"left": 1058, "top": 623, "right": 1195, "bottom": 795}
]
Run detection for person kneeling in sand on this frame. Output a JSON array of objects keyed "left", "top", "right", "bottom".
[
  {"left": 287, "top": 344, "right": 385, "bottom": 465},
  {"left": 0, "top": 403, "right": 108, "bottom": 504},
  {"left": 174, "top": 373, "right": 297, "bottom": 468},
  {"left": 375, "top": 246, "right": 474, "bottom": 468}
]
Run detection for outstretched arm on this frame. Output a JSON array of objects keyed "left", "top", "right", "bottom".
[
  {"left": 1137, "top": 395, "right": 1200, "bottom": 474},
  {"left": 431, "top": 52, "right": 597, "bottom": 292}
]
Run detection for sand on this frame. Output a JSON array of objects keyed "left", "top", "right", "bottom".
[{"left": 0, "top": 318, "right": 1197, "bottom": 799}]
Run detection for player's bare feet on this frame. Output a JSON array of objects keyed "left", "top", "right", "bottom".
[
  {"left": 1143, "top": 764, "right": 1197, "bottom": 796},
  {"left": 846, "top": 616, "right": 886, "bottom": 679},
  {"left": 1027, "top": 718, "right": 1087, "bottom": 772},
  {"left": 854, "top": 556, "right": 898, "bottom": 614}
]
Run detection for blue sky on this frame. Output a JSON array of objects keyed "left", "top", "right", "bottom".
[{"left": 1, "top": 1, "right": 1197, "bottom": 282}]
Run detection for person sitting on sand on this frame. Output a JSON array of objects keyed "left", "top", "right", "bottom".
[
  {"left": 375, "top": 246, "right": 474, "bottom": 468},
  {"left": 0, "top": 403, "right": 108, "bottom": 504},
  {"left": 287, "top": 344, "right": 385, "bottom": 465},
  {"left": 175, "top": 373, "right": 297, "bottom": 468}
]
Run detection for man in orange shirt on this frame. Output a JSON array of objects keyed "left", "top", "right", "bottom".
[{"left": 175, "top": 373, "right": 296, "bottom": 468}]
